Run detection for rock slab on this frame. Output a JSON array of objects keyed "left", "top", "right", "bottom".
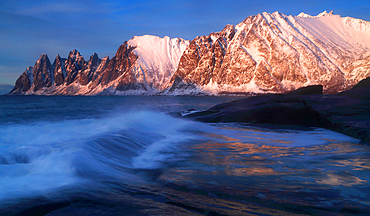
[{"left": 186, "top": 81, "right": 370, "bottom": 144}]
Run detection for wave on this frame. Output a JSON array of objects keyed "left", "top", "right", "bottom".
[
  {"left": 0, "top": 108, "right": 361, "bottom": 205},
  {"left": 0, "top": 111, "right": 197, "bottom": 200}
]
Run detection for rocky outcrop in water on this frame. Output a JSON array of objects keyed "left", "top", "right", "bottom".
[{"left": 186, "top": 78, "right": 370, "bottom": 144}]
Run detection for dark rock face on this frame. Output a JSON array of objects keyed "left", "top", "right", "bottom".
[
  {"left": 89, "top": 56, "right": 110, "bottom": 88},
  {"left": 6, "top": 41, "right": 146, "bottom": 95},
  {"left": 10, "top": 50, "right": 105, "bottom": 95},
  {"left": 187, "top": 94, "right": 324, "bottom": 127},
  {"left": 338, "top": 77, "right": 370, "bottom": 100},
  {"left": 32, "top": 54, "right": 53, "bottom": 91},
  {"left": 168, "top": 26, "right": 236, "bottom": 93},
  {"left": 9, "top": 43, "right": 140, "bottom": 95},
  {"left": 186, "top": 83, "right": 370, "bottom": 144},
  {"left": 10, "top": 67, "right": 33, "bottom": 94},
  {"left": 14, "top": 73, "right": 32, "bottom": 93},
  {"left": 83, "top": 42, "right": 142, "bottom": 94},
  {"left": 100, "top": 42, "right": 138, "bottom": 86},
  {"left": 65, "top": 50, "right": 86, "bottom": 85},
  {"left": 164, "top": 76, "right": 199, "bottom": 95},
  {"left": 53, "top": 55, "right": 66, "bottom": 86},
  {"left": 288, "top": 85, "right": 323, "bottom": 95},
  {"left": 79, "top": 53, "right": 101, "bottom": 86}
]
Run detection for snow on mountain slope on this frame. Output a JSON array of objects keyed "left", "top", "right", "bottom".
[
  {"left": 166, "top": 11, "right": 370, "bottom": 95},
  {"left": 295, "top": 12, "right": 370, "bottom": 52},
  {"left": 10, "top": 11, "right": 370, "bottom": 95},
  {"left": 127, "top": 35, "right": 189, "bottom": 91}
]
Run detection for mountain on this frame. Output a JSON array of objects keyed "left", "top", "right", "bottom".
[
  {"left": 9, "top": 11, "right": 370, "bottom": 95},
  {"left": 10, "top": 35, "right": 189, "bottom": 95},
  {"left": 165, "top": 11, "right": 370, "bottom": 95}
]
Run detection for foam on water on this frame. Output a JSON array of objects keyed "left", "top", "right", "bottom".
[
  {"left": 1, "top": 96, "right": 368, "bottom": 214},
  {"left": 0, "top": 111, "right": 196, "bottom": 200}
]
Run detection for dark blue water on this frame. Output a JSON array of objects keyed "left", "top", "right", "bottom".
[{"left": 0, "top": 95, "right": 369, "bottom": 215}]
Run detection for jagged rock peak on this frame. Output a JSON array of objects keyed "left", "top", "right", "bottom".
[
  {"left": 33, "top": 53, "right": 53, "bottom": 91},
  {"left": 53, "top": 54, "right": 63, "bottom": 63},
  {"left": 115, "top": 41, "right": 134, "bottom": 56},
  {"left": 36, "top": 53, "right": 50, "bottom": 62},
  {"left": 67, "top": 49, "right": 84, "bottom": 64},
  {"left": 69, "top": 49, "right": 80, "bottom": 56},
  {"left": 35, "top": 53, "right": 52, "bottom": 67},
  {"left": 9, "top": 66, "right": 34, "bottom": 94},
  {"left": 53, "top": 54, "right": 66, "bottom": 86},
  {"left": 89, "top": 53, "right": 100, "bottom": 66},
  {"left": 68, "top": 49, "right": 84, "bottom": 62}
]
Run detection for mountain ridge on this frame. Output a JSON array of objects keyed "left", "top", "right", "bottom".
[
  {"left": 9, "top": 11, "right": 370, "bottom": 95},
  {"left": 166, "top": 11, "right": 370, "bottom": 95}
]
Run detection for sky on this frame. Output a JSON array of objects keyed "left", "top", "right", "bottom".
[{"left": 1, "top": 0, "right": 369, "bottom": 85}]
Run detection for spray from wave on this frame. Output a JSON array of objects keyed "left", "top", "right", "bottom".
[{"left": 0, "top": 111, "right": 196, "bottom": 201}]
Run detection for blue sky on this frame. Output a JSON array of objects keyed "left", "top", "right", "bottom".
[{"left": 1, "top": 0, "right": 369, "bottom": 85}]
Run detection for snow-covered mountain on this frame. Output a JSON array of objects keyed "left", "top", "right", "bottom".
[
  {"left": 165, "top": 11, "right": 370, "bottom": 95},
  {"left": 10, "top": 35, "right": 189, "bottom": 95},
  {"left": 10, "top": 11, "right": 370, "bottom": 95}
]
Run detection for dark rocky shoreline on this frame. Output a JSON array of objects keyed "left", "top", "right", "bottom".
[{"left": 185, "top": 78, "right": 370, "bottom": 144}]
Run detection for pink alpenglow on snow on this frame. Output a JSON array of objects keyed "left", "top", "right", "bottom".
[{"left": 10, "top": 11, "right": 370, "bottom": 95}]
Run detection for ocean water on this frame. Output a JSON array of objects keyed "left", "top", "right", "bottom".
[{"left": 0, "top": 95, "right": 369, "bottom": 215}]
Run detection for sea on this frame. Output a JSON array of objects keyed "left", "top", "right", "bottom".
[{"left": 0, "top": 95, "right": 369, "bottom": 215}]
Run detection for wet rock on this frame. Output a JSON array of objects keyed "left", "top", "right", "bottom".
[
  {"left": 186, "top": 94, "right": 323, "bottom": 127},
  {"left": 338, "top": 77, "right": 370, "bottom": 100},
  {"left": 186, "top": 82, "right": 370, "bottom": 144},
  {"left": 288, "top": 85, "right": 323, "bottom": 95}
]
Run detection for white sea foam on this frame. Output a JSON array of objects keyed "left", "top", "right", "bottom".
[{"left": 0, "top": 111, "right": 196, "bottom": 200}]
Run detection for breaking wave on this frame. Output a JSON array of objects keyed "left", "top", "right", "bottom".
[{"left": 0, "top": 111, "right": 196, "bottom": 200}]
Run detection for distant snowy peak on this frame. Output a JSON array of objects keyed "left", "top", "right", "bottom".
[{"left": 297, "top": 10, "right": 334, "bottom": 18}]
